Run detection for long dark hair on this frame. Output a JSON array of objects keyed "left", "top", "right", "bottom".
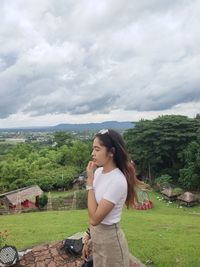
[{"left": 95, "top": 129, "right": 143, "bottom": 208}]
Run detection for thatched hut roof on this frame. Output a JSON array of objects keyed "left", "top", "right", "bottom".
[
  {"left": 177, "top": 192, "right": 198, "bottom": 203},
  {"left": 0, "top": 185, "right": 43, "bottom": 206},
  {"left": 161, "top": 188, "right": 176, "bottom": 197}
]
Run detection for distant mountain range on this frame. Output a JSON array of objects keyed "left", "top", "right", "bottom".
[
  {"left": 52, "top": 121, "right": 135, "bottom": 131},
  {"left": 0, "top": 121, "right": 135, "bottom": 132}
]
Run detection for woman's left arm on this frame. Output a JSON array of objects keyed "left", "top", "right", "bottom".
[
  {"left": 87, "top": 161, "right": 114, "bottom": 226},
  {"left": 87, "top": 189, "right": 114, "bottom": 226}
]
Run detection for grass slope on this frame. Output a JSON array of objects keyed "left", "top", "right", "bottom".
[{"left": 1, "top": 192, "right": 200, "bottom": 267}]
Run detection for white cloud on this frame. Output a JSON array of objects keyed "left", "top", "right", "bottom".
[{"left": 0, "top": 0, "right": 200, "bottom": 127}]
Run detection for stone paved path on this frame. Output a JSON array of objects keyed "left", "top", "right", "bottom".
[{"left": 13, "top": 241, "right": 146, "bottom": 267}]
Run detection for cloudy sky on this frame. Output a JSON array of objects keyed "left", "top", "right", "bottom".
[{"left": 0, "top": 0, "right": 199, "bottom": 128}]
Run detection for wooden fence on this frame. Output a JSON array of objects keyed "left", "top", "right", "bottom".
[{"left": 0, "top": 190, "right": 87, "bottom": 215}]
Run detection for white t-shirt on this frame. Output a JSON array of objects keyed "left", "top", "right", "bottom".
[{"left": 93, "top": 167, "right": 128, "bottom": 225}]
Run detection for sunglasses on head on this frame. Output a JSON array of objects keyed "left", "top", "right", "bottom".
[{"left": 98, "top": 129, "right": 109, "bottom": 134}]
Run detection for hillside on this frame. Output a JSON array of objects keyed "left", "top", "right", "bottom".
[{"left": 0, "top": 121, "right": 135, "bottom": 132}]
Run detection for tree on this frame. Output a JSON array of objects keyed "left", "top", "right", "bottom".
[
  {"left": 124, "top": 115, "right": 198, "bottom": 182},
  {"left": 9, "top": 143, "right": 35, "bottom": 159},
  {"left": 179, "top": 141, "right": 200, "bottom": 190},
  {"left": 0, "top": 135, "right": 93, "bottom": 192},
  {"left": 70, "top": 140, "right": 91, "bottom": 170},
  {"left": 53, "top": 131, "right": 72, "bottom": 147}
]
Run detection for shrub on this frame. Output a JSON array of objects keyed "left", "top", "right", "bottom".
[
  {"left": 154, "top": 174, "right": 173, "bottom": 191},
  {"left": 0, "top": 230, "right": 10, "bottom": 247},
  {"left": 38, "top": 179, "right": 54, "bottom": 192},
  {"left": 38, "top": 193, "right": 48, "bottom": 209},
  {"left": 173, "top": 187, "right": 183, "bottom": 195}
]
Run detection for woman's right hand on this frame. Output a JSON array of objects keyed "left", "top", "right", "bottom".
[
  {"left": 86, "top": 161, "right": 96, "bottom": 185},
  {"left": 81, "top": 242, "right": 90, "bottom": 261}
]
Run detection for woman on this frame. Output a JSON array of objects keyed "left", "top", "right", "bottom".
[{"left": 82, "top": 129, "right": 143, "bottom": 267}]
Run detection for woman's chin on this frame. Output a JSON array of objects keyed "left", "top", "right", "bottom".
[
  {"left": 93, "top": 161, "right": 99, "bottom": 167},
  {"left": 96, "top": 163, "right": 102, "bottom": 167}
]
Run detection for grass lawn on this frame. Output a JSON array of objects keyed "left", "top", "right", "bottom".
[
  {"left": 1, "top": 191, "right": 200, "bottom": 267},
  {"left": 50, "top": 190, "right": 76, "bottom": 198}
]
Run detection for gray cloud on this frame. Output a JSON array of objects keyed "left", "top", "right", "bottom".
[{"left": 0, "top": 0, "right": 200, "bottom": 120}]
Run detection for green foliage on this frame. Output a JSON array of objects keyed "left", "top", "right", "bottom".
[
  {"left": 0, "top": 138, "right": 91, "bottom": 193},
  {"left": 173, "top": 187, "right": 183, "bottom": 195},
  {"left": 38, "top": 193, "right": 48, "bottom": 208},
  {"left": 1, "top": 116, "right": 199, "bottom": 192},
  {"left": 0, "top": 143, "right": 13, "bottom": 156},
  {"left": 124, "top": 115, "right": 199, "bottom": 185},
  {"left": 53, "top": 131, "right": 72, "bottom": 147},
  {"left": 0, "top": 230, "right": 10, "bottom": 248},
  {"left": 9, "top": 143, "right": 35, "bottom": 160},
  {"left": 179, "top": 141, "right": 200, "bottom": 190},
  {"left": 38, "top": 178, "right": 54, "bottom": 192},
  {"left": 70, "top": 140, "right": 92, "bottom": 170},
  {"left": 155, "top": 174, "right": 173, "bottom": 186},
  {"left": 52, "top": 166, "right": 79, "bottom": 190}
]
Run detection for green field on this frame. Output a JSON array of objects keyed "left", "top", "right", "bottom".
[
  {"left": 50, "top": 190, "right": 76, "bottom": 198},
  {"left": 1, "top": 192, "right": 200, "bottom": 267}
]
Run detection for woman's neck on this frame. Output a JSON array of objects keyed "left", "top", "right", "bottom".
[{"left": 102, "top": 161, "right": 117, "bottom": 173}]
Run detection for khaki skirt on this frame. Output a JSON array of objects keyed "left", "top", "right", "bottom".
[{"left": 90, "top": 223, "right": 129, "bottom": 267}]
